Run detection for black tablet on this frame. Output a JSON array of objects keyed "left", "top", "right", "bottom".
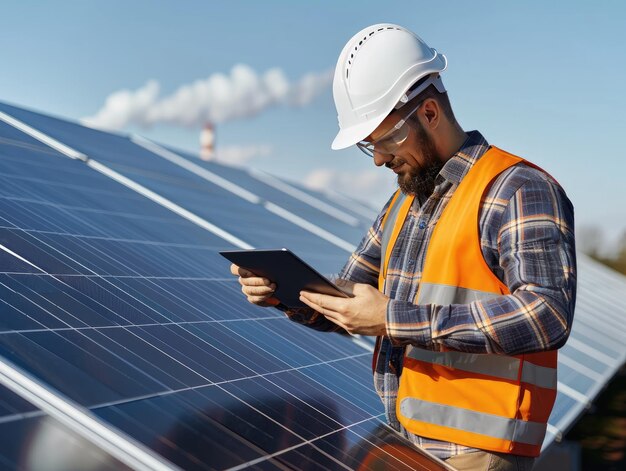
[{"left": 220, "top": 248, "right": 352, "bottom": 308}]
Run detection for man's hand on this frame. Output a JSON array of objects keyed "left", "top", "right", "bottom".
[
  {"left": 230, "top": 263, "right": 280, "bottom": 307},
  {"left": 299, "top": 283, "right": 389, "bottom": 336}
]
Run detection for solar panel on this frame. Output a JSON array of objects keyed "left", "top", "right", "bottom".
[
  {"left": 543, "top": 254, "right": 626, "bottom": 447},
  {"left": 1, "top": 100, "right": 625, "bottom": 467},
  {"left": 0, "top": 102, "right": 359, "bottom": 274},
  {"left": 156, "top": 144, "right": 371, "bottom": 238},
  {"left": 0, "top": 104, "right": 452, "bottom": 470}
]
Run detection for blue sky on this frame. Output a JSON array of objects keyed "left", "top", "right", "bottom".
[{"left": 1, "top": 1, "right": 625, "bottom": 247}]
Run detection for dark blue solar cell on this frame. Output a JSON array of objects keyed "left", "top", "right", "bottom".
[
  {"left": 130, "top": 324, "right": 256, "bottom": 382},
  {"left": 0, "top": 229, "right": 86, "bottom": 275},
  {"left": 264, "top": 369, "right": 372, "bottom": 426},
  {"left": 0, "top": 333, "right": 119, "bottom": 405},
  {"left": 301, "top": 358, "right": 383, "bottom": 417},
  {"left": 5, "top": 274, "right": 139, "bottom": 328},
  {"left": 184, "top": 322, "right": 290, "bottom": 374},
  {"left": 263, "top": 316, "right": 367, "bottom": 361},
  {"left": 166, "top": 146, "right": 369, "bottom": 240},
  {"left": 95, "top": 385, "right": 303, "bottom": 468},
  {"left": 81, "top": 327, "right": 208, "bottom": 390},
  {"left": 265, "top": 443, "right": 348, "bottom": 470},
  {"left": 0, "top": 274, "right": 117, "bottom": 328},
  {"left": 23, "top": 330, "right": 163, "bottom": 398},
  {"left": 0, "top": 383, "right": 36, "bottom": 418},
  {"left": 220, "top": 318, "right": 316, "bottom": 368},
  {"left": 94, "top": 392, "right": 261, "bottom": 470},
  {"left": 220, "top": 375, "right": 343, "bottom": 440},
  {"left": 0, "top": 277, "right": 65, "bottom": 332},
  {"left": 0, "top": 247, "right": 40, "bottom": 274}
]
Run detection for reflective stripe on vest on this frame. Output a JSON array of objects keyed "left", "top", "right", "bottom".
[
  {"left": 399, "top": 399, "right": 547, "bottom": 446},
  {"left": 405, "top": 347, "right": 558, "bottom": 390},
  {"left": 379, "top": 147, "right": 558, "bottom": 456}
]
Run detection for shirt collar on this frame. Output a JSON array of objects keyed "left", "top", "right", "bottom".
[{"left": 437, "top": 130, "right": 490, "bottom": 184}]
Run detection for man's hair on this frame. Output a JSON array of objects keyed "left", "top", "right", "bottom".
[{"left": 406, "top": 75, "right": 456, "bottom": 122}]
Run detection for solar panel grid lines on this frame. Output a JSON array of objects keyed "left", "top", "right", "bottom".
[
  {"left": 0, "top": 243, "right": 45, "bottom": 271},
  {"left": 160, "top": 145, "right": 373, "bottom": 237},
  {"left": 132, "top": 135, "right": 358, "bottom": 254},
  {"left": 130, "top": 135, "right": 261, "bottom": 205},
  {"left": 223, "top": 417, "right": 397, "bottom": 471},
  {"left": 1, "top": 106, "right": 255, "bottom": 251},
  {"left": 0, "top": 102, "right": 356, "bottom": 273},
  {"left": 263, "top": 201, "right": 356, "bottom": 252},
  {"left": 246, "top": 168, "right": 361, "bottom": 227},
  {"left": 86, "top": 159, "right": 254, "bottom": 250},
  {"left": 306, "top": 186, "right": 380, "bottom": 221}
]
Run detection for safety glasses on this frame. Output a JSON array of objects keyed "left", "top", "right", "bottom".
[
  {"left": 356, "top": 100, "right": 423, "bottom": 158},
  {"left": 356, "top": 74, "right": 445, "bottom": 158}
]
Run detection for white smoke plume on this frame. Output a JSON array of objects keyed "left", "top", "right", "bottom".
[{"left": 82, "top": 65, "right": 333, "bottom": 130}]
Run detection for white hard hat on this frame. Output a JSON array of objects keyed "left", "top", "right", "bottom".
[{"left": 331, "top": 24, "right": 448, "bottom": 150}]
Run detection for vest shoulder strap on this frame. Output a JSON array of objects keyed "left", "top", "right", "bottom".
[{"left": 378, "top": 190, "right": 414, "bottom": 291}]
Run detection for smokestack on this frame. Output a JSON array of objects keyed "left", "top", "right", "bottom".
[{"left": 200, "top": 123, "right": 215, "bottom": 160}]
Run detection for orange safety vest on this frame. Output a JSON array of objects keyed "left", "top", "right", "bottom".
[{"left": 377, "top": 147, "right": 557, "bottom": 457}]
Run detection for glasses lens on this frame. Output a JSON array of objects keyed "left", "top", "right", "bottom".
[
  {"left": 357, "top": 100, "right": 420, "bottom": 157},
  {"left": 357, "top": 142, "right": 374, "bottom": 158}
]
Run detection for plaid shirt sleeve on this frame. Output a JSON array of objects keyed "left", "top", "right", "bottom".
[
  {"left": 279, "top": 194, "right": 395, "bottom": 332},
  {"left": 386, "top": 175, "right": 577, "bottom": 355}
]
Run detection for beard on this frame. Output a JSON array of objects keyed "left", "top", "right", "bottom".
[{"left": 395, "top": 120, "right": 443, "bottom": 199}]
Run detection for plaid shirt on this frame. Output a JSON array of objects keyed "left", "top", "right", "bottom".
[{"left": 286, "top": 131, "right": 577, "bottom": 459}]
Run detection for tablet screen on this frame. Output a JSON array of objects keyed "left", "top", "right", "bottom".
[{"left": 220, "top": 248, "right": 352, "bottom": 308}]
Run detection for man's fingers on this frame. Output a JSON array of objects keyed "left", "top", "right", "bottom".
[
  {"left": 230, "top": 264, "right": 258, "bottom": 278},
  {"left": 242, "top": 285, "right": 275, "bottom": 296},
  {"left": 239, "top": 277, "right": 275, "bottom": 288},
  {"left": 247, "top": 295, "right": 274, "bottom": 305},
  {"left": 229, "top": 264, "right": 281, "bottom": 308},
  {"left": 300, "top": 291, "right": 345, "bottom": 313}
]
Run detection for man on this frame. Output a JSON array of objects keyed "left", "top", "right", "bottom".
[{"left": 231, "top": 24, "right": 576, "bottom": 471}]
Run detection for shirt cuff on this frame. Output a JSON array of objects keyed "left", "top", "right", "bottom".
[{"left": 385, "top": 298, "right": 432, "bottom": 347}]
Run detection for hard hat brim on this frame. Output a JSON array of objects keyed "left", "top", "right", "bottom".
[{"left": 331, "top": 112, "right": 387, "bottom": 150}]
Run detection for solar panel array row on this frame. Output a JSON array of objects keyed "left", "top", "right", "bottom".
[
  {"left": 0, "top": 102, "right": 450, "bottom": 470},
  {"left": 0, "top": 100, "right": 624, "bottom": 469}
]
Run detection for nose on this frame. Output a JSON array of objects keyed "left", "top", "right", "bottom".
[{"left": 373, "top": 150, "right": 392, "bottom": 167}]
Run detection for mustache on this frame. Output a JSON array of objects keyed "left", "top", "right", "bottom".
[{"left": 385, "top": 158, "right": 405, "bottom": 169}]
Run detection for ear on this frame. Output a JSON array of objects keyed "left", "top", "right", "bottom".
[{"left": 421, "top": 98, "right": 440, "bottom": 130}]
